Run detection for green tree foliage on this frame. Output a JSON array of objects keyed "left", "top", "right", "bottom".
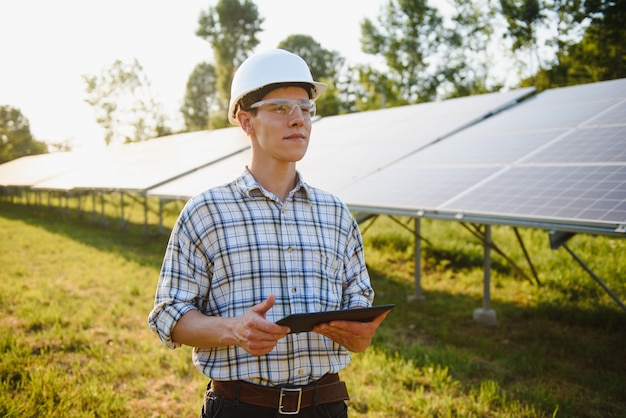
[
  {"left": 499, "top": 0, "right": 543, "bottom": 79},
  {"left": 352, "top": 64, "right": 404, "bottom": 111},
  {"left": 278, "top": 34, "right": 340, "bottom": 81},
  {"left": 500, "top": 0, "right": 542, "bottom": 50},
  {"left": 524, "top": 0, "right": 625, "bottom": 90},
  {"left": 182, "top": 0, "right": 620, "bottom": 125},
  {"left": 499, "top": 0, "right": 593, "bottom": 79},
  {"left": 541, "top": 0, "right": 588, "bottom": 59},
  {"left": 446, "top": 0, "right": 504, "bottom": 96},
  {"left": 181, "top": 62, "right": 217, "bottom": 132},
  {"left": 0, "top": 105, "right": 48, "bottom": 164},
  {"left": 196, "top": 0, "right": 263, "bottom": 128},
  {"left": 359, "top": 0, "right": 464, "bottom": 109},
  {"left": 83, "top": 59, "right": 168, "bottom": 146},
  {"left": 568, "top": 0, "right": 626, "bottom": 81},
  {"left": 278, "top": 34, "right": 346, "bottom": 117}
]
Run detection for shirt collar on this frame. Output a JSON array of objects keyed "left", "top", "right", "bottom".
[{"left": 236, "top": 168, "right": 311, "bottom": 202}]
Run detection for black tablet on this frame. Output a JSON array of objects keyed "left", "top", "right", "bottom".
[{"left": 276, "top": 304, "right": 395, "bottom": 334}]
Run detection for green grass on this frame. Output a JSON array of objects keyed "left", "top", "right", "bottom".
[{"left": 0, "top": 200, "right": 624, "bottom": 417}]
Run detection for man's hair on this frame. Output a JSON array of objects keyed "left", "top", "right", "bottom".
[{"left": 239, "top": 82, "right": 314, "bottom": 112}]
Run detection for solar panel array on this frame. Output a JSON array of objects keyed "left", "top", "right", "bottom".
[
  {"left": 0, "top": 151, "right": 93, "bottom": 187},
  {"left": 1, "top": 79, "right": 624, "bottom": 237},
  {"left": 29, "top": 129, "right": 249, "bottom": 192},
  {"left": 298, "top": 88, "right": 535, "bottom": 193},
  {"left": 340, "top": 78, "right": 626, "bottom": 236}
]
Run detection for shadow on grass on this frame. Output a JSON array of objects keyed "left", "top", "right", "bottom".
[
  {"left": 0, "top": 201, "right": 170, "bottom": 270},
  {"left": 366, "top": 262, "right": 626, "bottom": 417},
  {"left": 423, "top": 245, "right": 520, "bottom": 278}
]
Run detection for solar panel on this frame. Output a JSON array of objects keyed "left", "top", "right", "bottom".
[
  {"left": 147, "top": 149, "right": 251, "bottom": 200},
  {"left": 148, "top": 87, "right": 535, "bottom": 199},
  {"left": 299, "top": 88, "right": 535, "bottom": 193},
  {"left": 441, "top": 165, "right": 626, "bottom": 225},
  {"left": 403, "top": 130, "right": 562, "bottom": 165},
  {"left": 31, "top": 128, "right": 249, "bottom": 192},
  {"left": 528, "top": 77, "right": 626, "bottom": 104},
  {"left": 521, "top": 126, "right": 626, "bottom": 164},
  {"left": 581, "top": 100, "right": 626, "bottom": 126},
  {"left": 338, "top": 78, "right": 626, "bottom": 236},
  {"left": 461, "top": 98, "right": 620, "bottom": 132},
  {"left": 338, "top": 166, "right": 500, "bottom": 211},
  {"left": 0, "top": 151, "right": 95, "bottom": 187}
]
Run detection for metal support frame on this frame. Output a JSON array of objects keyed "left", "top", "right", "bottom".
[
  {"left": 120, "top": 192, "right": 126, "bottom": 228},
  {"left": 158, "top": 198, "right": 164, "bottom": 235},
  {"left": 357, "top": 214, "right": 624, "bottom": 319},
  {"left": 462, "top": 223, "right": 538, "bottom": 285},
  {"left": 408, "top": 217, "right": 425, "bottom": 302},
  {"left": 473, "top": 224, "right": 498, "bottom": 326},
  {"left": 143, "top": 194, "right": 148, "bottom": 232},
  {"left": 550, "top": 231, "right": 626, "bottom": 312}
]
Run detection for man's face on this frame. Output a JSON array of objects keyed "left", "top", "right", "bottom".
[{"left": 240, "top": 86, "right": 313, "bottom": 165}]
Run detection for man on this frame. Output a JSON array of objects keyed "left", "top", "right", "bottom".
[{"left": 148, "top": 49, "right": 389, "bottom": 418}]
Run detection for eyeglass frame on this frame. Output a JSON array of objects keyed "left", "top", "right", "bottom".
[{"left": 249, "top": 99, "right": 316, "bottom": 119}]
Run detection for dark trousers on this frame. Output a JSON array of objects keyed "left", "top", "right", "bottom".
[{"left": 200, "top": 388, "right": 349, "bottom": 418}]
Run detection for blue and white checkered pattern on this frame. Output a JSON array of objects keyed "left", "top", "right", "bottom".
[{"left": 149, "top": 169, "right": 373, "bottom": 386}]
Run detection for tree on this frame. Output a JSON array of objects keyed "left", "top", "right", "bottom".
[
  {"left": 498, "top": 0, "right": 593, "bottom": 82},
  {"left": 278, "top": 35, "right": 339, "bottom": 81},
  {"left": 446, "top": 0, "right": 505, "bottom": 97},
  {"left": 562, "top": 0, "right": 626, "bottom": 83},
  {"left": 500, "top": 0, "right": 542, "bottom": 48},
  {"left": 278, "top": 34, "right": 347, "bottom": 117},
  {"left": 359, "top": 0, "right": 460, "bottom": 109},
  {"left": 352, "top": 64, "right": 404, "bottom": 111},
  {"left": 0, "top": 105, "right": 48, "bottom": 164},
  {"left": 83, "top": 59, "right": 167, "bottom": 146},
  {"left": 181, "top": 62, "right": 217, "bottom": 132},
  {"left": 196, "top": 0, "right": 263, "bottom": 129},
  {"left": 523, "top": 0, "right": 625, "bottom": 90}
]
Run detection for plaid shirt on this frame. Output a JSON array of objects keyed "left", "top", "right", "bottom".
[{"left": 148, "top": 169, "right": 374, "bottom": 386}]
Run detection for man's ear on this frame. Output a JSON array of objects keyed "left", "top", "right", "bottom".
[{"left": 237, "top": 111, "right": 255, "bottom": 135}]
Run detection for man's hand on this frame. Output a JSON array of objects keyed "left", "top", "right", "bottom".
[
  {"left": 312, "top": 310, "right": 390, "bottom": 353},
  {"left": 231, "top": 294, "right": 290, "bottom": 356}
]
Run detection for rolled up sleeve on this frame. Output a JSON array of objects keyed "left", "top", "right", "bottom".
[{"left": 147, "top": 207, "right": 211, "bottom": 349}]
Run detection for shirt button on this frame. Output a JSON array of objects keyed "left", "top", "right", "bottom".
[
  {"left": 287, "top": 246, "right": 293, "bottom": 253},
  {"left": 298, "top": 369, "right": 304, "bottom": 375},
  {"left": 291, "top": 287, "right": 297, "bottom": 293}
]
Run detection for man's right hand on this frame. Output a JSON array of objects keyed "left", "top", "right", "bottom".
[
  {"left": 231, "top": 294, "right": 290, "bottom": 356},
  {"left": 171, "top": 294, "right": 289, "bottom": 355}
]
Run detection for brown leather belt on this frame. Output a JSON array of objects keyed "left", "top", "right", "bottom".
[{"left": 210, "top": 373, "right": 349, "bottom": 415}]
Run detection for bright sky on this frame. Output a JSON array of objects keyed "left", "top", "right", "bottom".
[{"left": 0, "top": 0, "right": 389, "bottom": 151}]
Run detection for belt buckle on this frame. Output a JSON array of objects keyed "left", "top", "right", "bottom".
[{"left": 278, "top": 387, "right": 302, "bottom": 415}]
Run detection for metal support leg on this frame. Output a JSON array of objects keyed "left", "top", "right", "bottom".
[
  {"left": 144, "top": 194, "right": 148, "bottom": 232},
  {"left": 158, "top": 199, "right": 164, "bottom": 235},
  {"left": 120, "top": 192, "right": 126, "bottom": 228},
  {"left": 408, "top": 217, "right": 425, "bottom": 302},
  {"left": 474, "top": 225, "right": 498, "bottom": 325},
  {"left": 550, "top": 230, "right": 625, "bottom": 312}
]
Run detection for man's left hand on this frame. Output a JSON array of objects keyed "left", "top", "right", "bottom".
[{"left": 312, "top": 311, "right": 390, "bottom": 352}]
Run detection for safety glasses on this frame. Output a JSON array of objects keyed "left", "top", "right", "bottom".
[{"left": 250, "top": 99, "right": 316, "bottom": 119}]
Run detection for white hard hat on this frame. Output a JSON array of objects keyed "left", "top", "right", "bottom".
[{"left": 228, "top": 49, "right": 327, "bottom": 125}]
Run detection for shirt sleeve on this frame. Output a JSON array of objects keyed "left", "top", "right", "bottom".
[{"left": 147, "top": 206, "right": 212, "bottom": 349}]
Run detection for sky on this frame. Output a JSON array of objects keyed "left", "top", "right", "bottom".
[{"left": 0, "top": 0, "right": 389, "bottom": 151}]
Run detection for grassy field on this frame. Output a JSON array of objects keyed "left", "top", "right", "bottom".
[{"left": 1, "top": 198, "right": 624, "bottom": 417}]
